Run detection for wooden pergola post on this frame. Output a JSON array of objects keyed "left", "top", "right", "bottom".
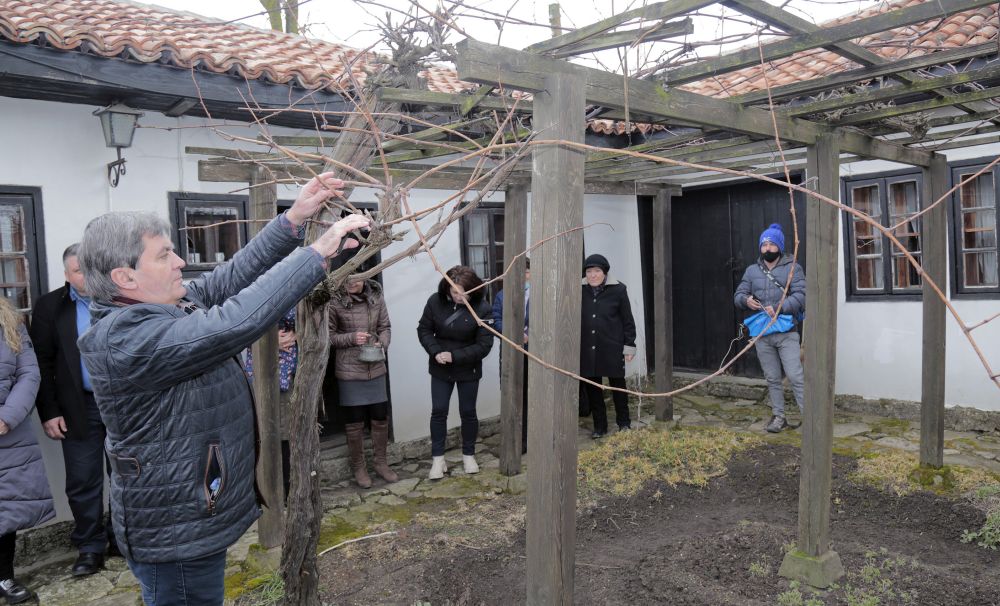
[
  {"left": 780, "top": 133, "right": 844, "bottom": 587},
  {"left": 525, "top": 70, "right": 585, "bottom": 605},
  {"left": 500, "top": 182, "right": 528, "bottom": 476},
  {"left": 920, "top": 154, "right": 948, "bottom": 467},
  {"left": 652, "top": 187, "right": 674, "bottom": 420},
  {"left": 249, "top": 166, "right": 285, "bottom": 548}
]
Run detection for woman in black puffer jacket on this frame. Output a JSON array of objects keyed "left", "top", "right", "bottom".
[{"left": 417, "top": 266, "right": 494, "bottom": 480}]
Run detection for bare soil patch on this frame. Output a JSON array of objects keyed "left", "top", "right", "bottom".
[{"left": 316, "top": 444, "right": 999, "bottom": 605}]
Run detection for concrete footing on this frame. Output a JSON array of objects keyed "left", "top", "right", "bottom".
[{"left": 779, "top": 549, "right": 845, "bottom": 589}]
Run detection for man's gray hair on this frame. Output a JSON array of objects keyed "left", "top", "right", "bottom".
[
  {"left": 78, "top": 212, "right": 172, "bottom": 303},
  {"left": 62, "top": 243, "right": 80, "bottom": 265}
]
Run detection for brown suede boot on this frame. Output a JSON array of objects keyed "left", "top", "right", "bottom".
[
  {"left": 370, "top": 419, "right": 399, "bottom": 483},
  {"left": 345, "top": 422, "right": 372, "bottom": 488}
]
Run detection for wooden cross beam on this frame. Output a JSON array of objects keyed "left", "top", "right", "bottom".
[
  {"left": 723, "top": 0, "right": 996, "bottom": 121},
  {"left": 780, "top": 62, "right": 1000, "bottom": 120},
  {"left": 526, "top": 0, "right": 716, "bottom": 54},
  {"left": 549, "top": 18, "right": 694, "bottom": 58},
  {"left": 454, "top": 39, "right": 932, "bottom": 167},
  {"left": 835, "top": 85, "right": 1000, "bottom": 126},
  {"left": 663, "top": 0, "right": 998, "bottom": 86},
  {"left": 731, "top": 42, "right": 1000, "bottom": 107}
]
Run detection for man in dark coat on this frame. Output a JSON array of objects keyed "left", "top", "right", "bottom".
[
  {"left": 76, "top": 173, "right": 369, "bottom": 606},
  {"left": 580, "top": 254, "right": 637, "bottom": 438},
  {"left": 31, "top": 243, "right": 115, "bottom": 577}
]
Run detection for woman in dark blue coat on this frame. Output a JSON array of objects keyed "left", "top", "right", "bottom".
[
  {"left": 0, "top": 297, "right": 52, "bottom": 604},
  {"left": 580, "top": 254, "right": 637, "bottom": 438},
  {"left": 417, "top": 266, "right": 494, "bottom": 480}
]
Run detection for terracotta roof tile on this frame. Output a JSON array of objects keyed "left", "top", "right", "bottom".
[
  {"left": 2, "top": 0, "right": 995, "bottom": 135},
  {"left": 683, "top": 0, "right": 999, "bottom": 98}
]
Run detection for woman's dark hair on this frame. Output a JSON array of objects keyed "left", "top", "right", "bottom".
[{"left": 437, "top": 265, "right": 485, "bottom": 305}]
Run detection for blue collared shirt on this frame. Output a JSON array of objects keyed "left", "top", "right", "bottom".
[{"left": 69, "top": 285, "right": 94, "bottom": 392}]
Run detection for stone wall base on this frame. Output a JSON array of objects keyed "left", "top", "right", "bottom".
[{"left": 672, "top": 371, "right": 1000, "bottom": 433}]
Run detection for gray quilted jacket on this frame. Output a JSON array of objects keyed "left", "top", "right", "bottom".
[
  {"left": 78, "top": 215, "right": 326, "bottom": 563},
  {"left": 0, "top": 325, "right": 53, "bottom": 536},
  {"left": 734, "top": 255, "right": 806, "bottom": 320}
]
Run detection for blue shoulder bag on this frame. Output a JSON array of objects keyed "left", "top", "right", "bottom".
[{"left": 743, "top": 311, "right": 795, "bottom": 338}]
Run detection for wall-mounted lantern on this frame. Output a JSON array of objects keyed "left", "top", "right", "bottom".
[{"left": 93, "top": 103, "right": 144, "bottom": 187}]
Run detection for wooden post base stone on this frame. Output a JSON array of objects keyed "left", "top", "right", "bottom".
[{"left": 779, "top": 549, "right": 845, "bottom": 589}]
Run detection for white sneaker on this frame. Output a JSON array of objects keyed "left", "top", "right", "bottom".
[
  {"left": 428, "top": 456, "right": 447, "bottom": 480},
  {"left": 463, "top": 455, "right": 479, "bottom": 474}
]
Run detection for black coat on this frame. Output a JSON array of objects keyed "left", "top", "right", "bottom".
[
  {"left": 30, "top": 283, "right": 93, "bottom": 441},
  {"left": 417, "top": 292, "right": 494, "bottom": 383},
  {"left": 580, "top": 279, "right": 636, "bottom": 378}
]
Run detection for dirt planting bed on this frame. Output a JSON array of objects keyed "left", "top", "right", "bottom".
[{"left": 315, "top": 444, "right": 999, "bottom": 605}]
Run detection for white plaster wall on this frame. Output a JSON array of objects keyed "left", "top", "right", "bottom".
[
  {"left": 837, "top": 151, "right": 1000, "bottom": 410},
  {"left": 1, "top": 97, "right": 326, "bottom": 524},
  {"left": 582, "top": 195, "right": 649, "bottom": 378}
]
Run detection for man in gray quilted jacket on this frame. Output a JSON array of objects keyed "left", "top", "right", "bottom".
[
  {"left": 77, "top": 173, "right": 369, "bottom": 606},
  {"left": 734, "top": 223, "right": 806, "bottom": 434}
]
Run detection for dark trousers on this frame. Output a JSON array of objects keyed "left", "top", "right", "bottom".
[
  {"left": 128, "top": 549, "right": 227, "bottom": 606},
  {"left": 583, "top": 376, "right": 630, "bottom": 433},
  {"left": 0, "top": 532, "right": 14, "bottom": 579},
  {"left": 520, "top": 354, "right": 529, "bottom": 452},
  {"left": 61, "top": 392, "right": 111, "bottom": 554},
  {"left": 341, "top": 401, "right": 389, "bottom": 424},
  {"left": 500, "top": 352, "right": 530, "bottom": 453},
  {"left": 430, "top": 377, "right": 479, "bottom": 456}
]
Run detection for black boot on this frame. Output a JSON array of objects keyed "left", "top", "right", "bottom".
[
  {"left": 0, "top": 578, "right": 33, "bottom": 605},
  {"left": 72, "top": 552, "right": 104, "bottom": 577}
]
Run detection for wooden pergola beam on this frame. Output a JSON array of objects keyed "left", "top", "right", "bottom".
[
  {"left": 525, "top": 69, "right": 585, "bottom": 605},
  {"left": 664, "top": 0, "right": 997, "bottom": 86},
  {"left": 454, "top": 39, "right": 932, "bottom": 166},
  {"left": 867, "top": 109, "right": 1000, "bottom": 137},
  {"left": 585, "top": 130, "right": 710, "bottom": 167},
  {"left": 920, "top": 154, "right": 949, "bottom": 468},
  {"left": 587, "top": 135, "right": 753, "bottom": 174},
  {"left": 731, "top": 42, "right": 1000, "bottom": 107},
  {"left": 835, "top": 84, "right": 1000, "bottom": 126},
  {"left": 499, "top": 183, "right": 528, "bottom": 476},
  {"left": 781, "top": 62, "right": 1000, "bottom": 119},
  {"left": 378, "top": 87, "right": 534, "bottom": 114},
  {"left": 550, "top": 18, "right": 694, "bottom": 58},
  {"left": 779, "top": 132, "right": 844, "bottom": 587},
  {"left": 723, "top": 0, "right": 993, "bottom": 120},
  {"left": 588, "top": 137, "right": 777, "bottom": 180},
  {"left": 248, "top": 167, "right": 284, "bottom": 549},
  {"left": 526, "top": 0, "right": 715, "bottom": 54},
  {"left": 197, "top": 158, "right": 678, "bottom": 196},
  {"left": 652, "top": 187, "right": 674, "bottom": 421}
]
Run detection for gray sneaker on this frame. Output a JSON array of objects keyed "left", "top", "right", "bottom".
[{"left": 765, "top": 415, "right": 788, "bottom": 433}]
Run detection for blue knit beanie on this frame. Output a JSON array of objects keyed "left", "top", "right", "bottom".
[{"left": 759, "top": 223, "right": 785, "bottom": 254}]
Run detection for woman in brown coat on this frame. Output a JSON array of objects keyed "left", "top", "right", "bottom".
[{"left": 328, "top": 278, "right": 396, "bottom": 487}]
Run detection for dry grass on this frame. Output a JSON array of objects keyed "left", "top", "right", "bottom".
[
  {"left": 852, "top": 449, "right": 1000, "bottom": 497},
  {"left": 577, "top": 426, "right": 762, "bottom": 497}
]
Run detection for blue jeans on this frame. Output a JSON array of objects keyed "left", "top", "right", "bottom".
[
  {"left": 754, "top": 331, "right": 805, "bottom": 417},
  {"left": 128, "top": 550, "right": 227, "bottom": 606}
]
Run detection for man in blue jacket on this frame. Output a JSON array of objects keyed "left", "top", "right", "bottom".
[
  {"left": 77, "top": 173, "right": 368, "bottom": 606},
  {"left": 734, "top": 223, "right": 806, "bottom": 433}
]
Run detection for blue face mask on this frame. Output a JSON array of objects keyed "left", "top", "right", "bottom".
[{"left": 761, "top": 250, "right": 781, "bottom": 262}]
